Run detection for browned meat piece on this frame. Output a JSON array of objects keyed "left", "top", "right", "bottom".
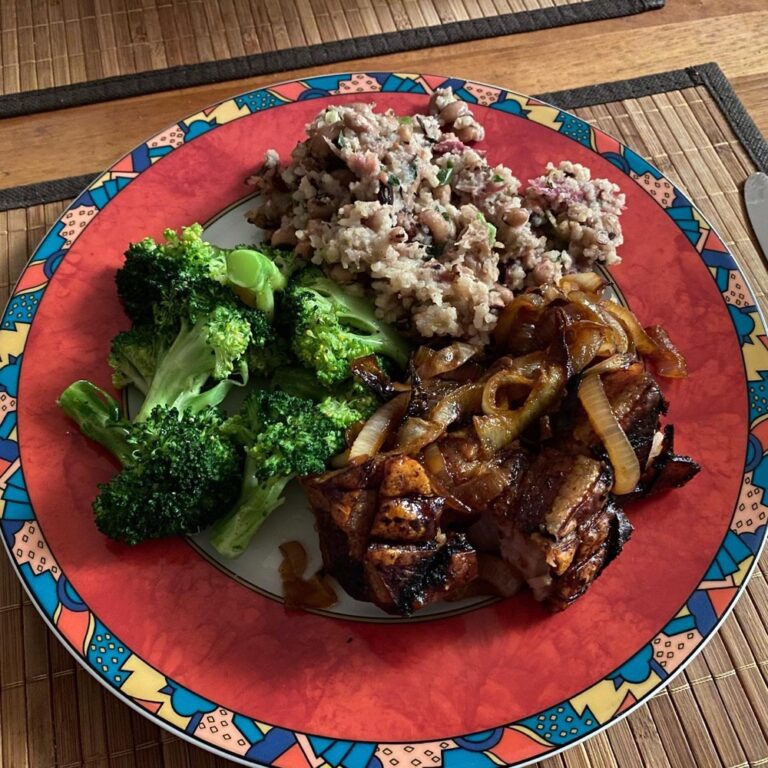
[
  {"left": 493, "top": 448, "right": 628, "bottom": 610},
  {"left": 303, "top": 455, "right": 475, "bottom": 613},
  {"left": 371, "top": 496, "right": 443, "bottom": 542},
  {"left": 380, "top": 455, "right": 433, "bottom": 497},
  {"left": 620, "top": 425, "right": 700, "bottom": 501},
  {"left": 365, "top": 534, "right": 478, "bottom": 614},
  {"left": 567, "top": 366, "right": 667, "bottom": 468},
  {"left": 308, "top": 486, "right": 378, "bottom": 601},
  {"left": 548, "top": 499, "right": 632, "bottom": 610}
]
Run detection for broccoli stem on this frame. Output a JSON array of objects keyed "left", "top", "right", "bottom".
[
  {"left": 209, "top": 461, "right": 291, "bottom": 558},
  {"left": 136, "top": 317, "right": 231, "bottom": 421},
  {"left": 58, "top": 381, "right": 133, "bottom": 465},
  {"left": 225, "top": 249, "right": 288, "bottom": 320}
]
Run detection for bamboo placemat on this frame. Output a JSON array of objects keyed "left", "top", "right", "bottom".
[
  {"left": 0, "top": 0, "right": 664, "bottom": 117},
  {"left": 1, "top": 64, "right": 768, "bottom": 767}
]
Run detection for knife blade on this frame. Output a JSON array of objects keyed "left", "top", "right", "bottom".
[{"left": 745, "top": 172, "right": 768, "bottom": 258}]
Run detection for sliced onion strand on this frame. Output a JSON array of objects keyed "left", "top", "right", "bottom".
[{"left": 577, "top": 373, "right": 640, "bottom": 495}]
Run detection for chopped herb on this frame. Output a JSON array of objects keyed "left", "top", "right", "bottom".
[
  {"left": 388, "top": 174, "right": 401, "bottom": 187},
  {"left": 335, "top": 134, "right": 347, "bottom": 149},
  {"left": 441, "top": 212, "right": 450, "bottom": 221},
  {"left": 398, "top": 116, "right": 413, "bottom": 124},
  {"left": 475, "top": 211, "right": 496, "bottom": 244},
  {"left": 436, "top": 165, "right": 454, "bottom": 186},
  {"left": 491, "top": 173, "right": 504, "bottom": 183}
]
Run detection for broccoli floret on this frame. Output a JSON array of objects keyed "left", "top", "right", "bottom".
[
  {"left": 58, "top": 381, "right": 241, "bottom": 545},
  {"left": 116, "top": 225, "right": 299, "bottom": 325},
  {"left": 134, "top": 285, "right": 261, "bottom": 420},
  {"left": 270, "top": 367, "right": 378, "bottom": 430},
  {"left": 319, "top": 380, "right": 379, "bottom": 431},
  {"left": 115, "top": 227, "right": 294, "bottom": 405},
  {"left": 225, "top": 244, "right": 300, "bottom": 319},
  {"left": 283, "top": 268, "right": 411, "bottom": 386},
  {"left": 116, "top": 224, "right": 225, "bottom": 326},
  {"left": 210, "top": 390, "right": 339, "bottom": 558},
  {"left": 247, "top": 328, "right": 294, "bottom": 378},
  {"left": 108, "top": 326, "right": 167, "bottom": 395}
]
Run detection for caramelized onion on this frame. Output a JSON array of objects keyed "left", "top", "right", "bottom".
[
  {"left": 601, "top": 303, "right": 687, "bottom": 378},
  {"left": 481, "top": 369, "right": 535, "bottom": 415},
  {"left": 561, "top": 319, "right": 607, "bottom": 374},
  {"left": 423, "top": 443, "right": 449, "bottom": 479},
  {"left": 429, "top": 382, "right": 485, "bottom": 427},
  {"left": 583, "top": 353, "right": 636, "bottom": 377},
  {"left": 349, "top": 393, "right": 409, "bottom": 460},
  {"left": 351, "top": 355, "right": 395, "bottom": 399},
  {"left": 279, "top": 541, "right": 338, "bottom": 610},
  {"left": 395, "top": 417, "right": 445, "bottom": 454},
  {"left": 568, "top": 290, "right": 628, "bottom": 355},
  {"left": 494, "top": 292, "right": 546, "bottom": 351},
  {"left": 474, "top": 364, "right": 566, "bottom": 452},
  {"left": 560, "top": 271, "right": 607, "bottom": 294},
  {"left": 645, "top": 325, "right": 688, "bottom": 378},
  {"left": 416, "top": 342, "right": 477, "bottom": 379},
  {"left": 395, "top": 381, "right": 486, "bottom": 455},
  {"left": 577, "top": 374, "right": 640, "bottom": 494},
  {"left": 600, "top": 300, "right": 657, "bottom": 355},
  {"left": 453, "top": 467, "right": 509, "bottom": 510}
]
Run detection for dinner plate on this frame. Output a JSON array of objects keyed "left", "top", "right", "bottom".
[{"left": 2, "top": 72, "right": 767, "bottom": 767}]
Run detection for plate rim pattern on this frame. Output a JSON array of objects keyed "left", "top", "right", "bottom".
[{"left": 1, "top": 71, "right": 766, "bottom": 767}]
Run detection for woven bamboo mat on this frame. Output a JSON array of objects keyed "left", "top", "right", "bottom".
[
  {"left": 1, "top": 68, "right": 768, "bottom": 767},
  {"left": 0, "top": 0, "right": 663, "bottom": 115}
]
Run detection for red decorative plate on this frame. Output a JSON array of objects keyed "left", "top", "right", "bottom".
[{"left": 2, "top": 73, "right": 766, "bottom": 767}]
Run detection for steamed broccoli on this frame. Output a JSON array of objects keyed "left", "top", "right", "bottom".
[
  {"left": 135, "top": 282, "right": 265, "bottom": 421},
  {"left": 210, "top": 390, "right": 340, "bottom": 558},
  {"left": 115, "top": 224, "right": 225, "bottom": 326},
  {"left": 283, "top": 267, "right": 411, "bottom": 385},
  {"left": 116, "top": 224, "right": 299, "bottom": 324},
  {"left": 225, "top": 244, "right": 299, "bottom": 319},
  {"left": 116, "top": 242, "right": 273, "bottom": 419},
  {"left": 58, "top": 381, "right": 241, "bottom": 545},
  {"left": 270, "top": 366, "right": 378, "bottom": 430},
  {"left": 108, "top": 326, "right": 167, "bottom": 395}
]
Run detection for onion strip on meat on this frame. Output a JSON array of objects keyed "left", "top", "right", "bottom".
[
  {"left": 567, "top": 290, "right": 629, "bottom": 355},
  {"left": 474, "top": 363, "right": 566, "bottom": 452},
  {"left": 349, "top": 392, "right": 409, "bottom": 460},
  {"left": 494, "top": 293, "right": 546, "bottom": 350},
  {"left": 577, "top": 373, "right": 640, "bottom": 494},
  {"left": 583, "top": 353, "right": 636, "bottom": 377},
  {"left": 416, "top": 342, "right": 477, "bottom": 379},
  {"left": 601, "top": 302, "right": 687, "bottom": 378},
  {"left": 481, "top": 369, "right": 535, "bottom": 415}
]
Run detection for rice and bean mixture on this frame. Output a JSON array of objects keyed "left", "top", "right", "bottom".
[{"left": 248, "top": 88, "right": 625, "bottom": 343}]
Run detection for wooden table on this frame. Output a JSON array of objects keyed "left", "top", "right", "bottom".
[{"left": 1, "top": 0, "right": 767, "bottom": 192}]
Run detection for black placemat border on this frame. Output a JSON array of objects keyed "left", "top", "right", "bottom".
[
  {"left": 2, "top": 62, "right": 765, "bottom": 214},
  {"left": 0, "top": 0, "right": 662, "bottom": 119}
]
